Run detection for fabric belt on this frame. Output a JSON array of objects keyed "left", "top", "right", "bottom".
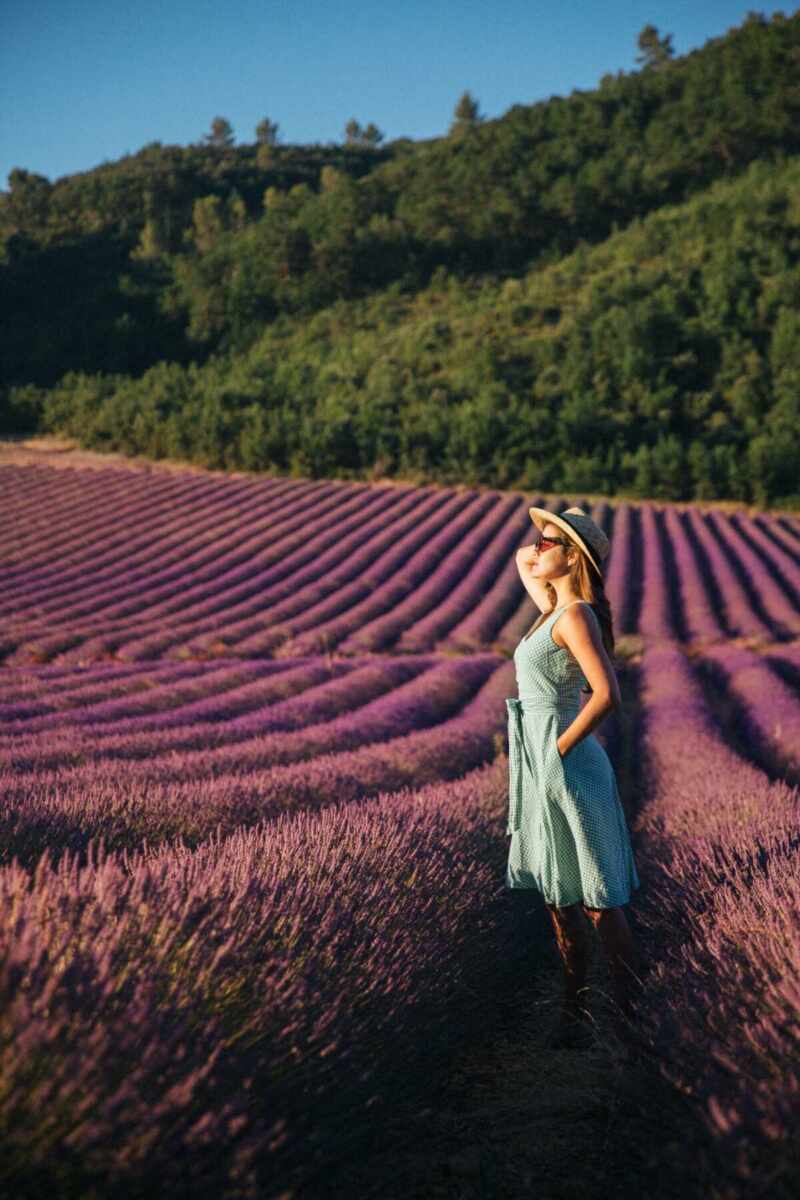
[
  {"left": 508, "top": 698, "right": 566, "bottom": 712},
  {"left": 505, "top": 697, "right": 578, "bottom": 834}
]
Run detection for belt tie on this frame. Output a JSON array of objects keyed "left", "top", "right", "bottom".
[{"left": 505, "top": 697, "right": 578, "bottom": 835}]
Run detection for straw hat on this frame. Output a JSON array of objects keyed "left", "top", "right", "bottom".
[{"left": 528, "top": 505, "right": 609, "bottom": 577}]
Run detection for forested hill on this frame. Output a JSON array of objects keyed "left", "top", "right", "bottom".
[{"left": 3, "top": 11, "right": 800, "bottom": 507}]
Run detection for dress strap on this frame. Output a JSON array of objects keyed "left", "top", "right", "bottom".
[
  {"left": 552, "top": 599, "right": 598, "bottom": 624},
  {"left": 543, "top": 600, "right": 586, "bottom": 620},
  {"left": 551, "top": 600, "right": 601, "bottom": 638}
]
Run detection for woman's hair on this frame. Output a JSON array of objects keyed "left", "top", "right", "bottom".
[{"left": 541, "top": 536, "right": 616, "bottom": 669}]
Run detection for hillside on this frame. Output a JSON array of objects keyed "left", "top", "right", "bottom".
[
  {"left": 3, "top": 10, "right": 800, "bottom": 506},
  {"left": 17, "top": 155, "right": 800, "bottom": 508}
]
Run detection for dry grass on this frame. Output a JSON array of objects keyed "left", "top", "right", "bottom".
[{"left": 0, "top": 436, "right": 211, "bottom": 475}]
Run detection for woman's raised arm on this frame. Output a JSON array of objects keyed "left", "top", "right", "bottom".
[{"left": 515, "top": 544, "right": 552, "bottom": 612}]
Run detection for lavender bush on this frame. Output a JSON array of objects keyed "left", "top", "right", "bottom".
[
  {"left": 633, "top": 642, "right": 800, "bottom": 1194},
  {"left": 0, "top": 758, "right": 533, "bottom": 1199}
]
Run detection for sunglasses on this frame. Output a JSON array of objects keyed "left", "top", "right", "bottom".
[{"left": 533, "top": 533, "right": 571, "bottom": 552}]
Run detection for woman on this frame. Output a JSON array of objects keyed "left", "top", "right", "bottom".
[{"left": 506, "top": 504, "right": 640, "bottom": 1050}]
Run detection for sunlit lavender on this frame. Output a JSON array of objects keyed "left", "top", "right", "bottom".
[{"left": 1, "top": 461, "right": 799, "bottom": 1197}]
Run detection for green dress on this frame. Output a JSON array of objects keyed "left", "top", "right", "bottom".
[{"left": 505, "top": 600, "right": 640, "bottom": 909}]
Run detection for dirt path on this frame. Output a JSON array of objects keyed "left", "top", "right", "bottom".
[{"left": 304, "top": 929, "right": 711, "bottom": 1200}]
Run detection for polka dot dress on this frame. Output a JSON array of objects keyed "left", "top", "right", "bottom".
[{"left": 505, "top": 600, "right": 640, "bottom": 909}]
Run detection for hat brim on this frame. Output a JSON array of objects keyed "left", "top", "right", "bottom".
[{"left": 528, "top": 506, "right": 602, "bottom": 576}]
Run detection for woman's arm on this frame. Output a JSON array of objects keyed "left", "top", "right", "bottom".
[
  {"left": 515, "top": 544, "right": 552, "bottom": 612},
  {"left": 552, "top": 604, "right": 622, "bottom": 759}
]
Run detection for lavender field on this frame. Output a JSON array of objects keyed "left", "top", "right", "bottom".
[{"left": 2, "top": 454, "right": 800, "bottom": 1199}]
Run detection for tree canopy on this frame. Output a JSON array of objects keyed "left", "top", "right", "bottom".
[
  {"left": 635, "top": 24, "right": 675, "bottom": 69},
  {"left": 203, "top": 117, "right": 235, "bottom": 148}
]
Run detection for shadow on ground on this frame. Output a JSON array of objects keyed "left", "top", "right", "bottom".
[{"left": 304, "top": 664, "right": 720, "bottom": 1200}]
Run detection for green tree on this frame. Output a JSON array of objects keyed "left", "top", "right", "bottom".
[
  {"left": 626, "top": 444, "right": 654, "bottom": 497},
  {"left": 227, "top": 191, "right": 247, "bottom": 230},
  {"left": 262, "top": 186, "right": 284, "bottom": 212},
  {"left": 5, "top": 168, "right": 52, "bottom": 230},
  {"left": 651, "top": 432, "right": 688, "bottom": 498},
  {"left": 688, "top": 439, "right": 716, "bottom": 499},
  {"left": 203, "top": 116, "right": 235, "bottom": 148},
  {"left": 255, "top": 117, "right": 280, "bottom": 146},
  {"left": 131, "top": 217, "right": 165, "bottom": 260},
  {"left": 343, "top": 119, "right": 384, "bottom": 147},
  {"left": 344, "top": 118, "right": 362, "bottom": 145},
  {"left": 635, "top": 25, "right": 675, "bottom": 70},
  {"left": 449, "top": 91, "right": 483, "bottom": 137},
  {"left": 748, "top": 427, "right": 800, "bottom": 506},
  {"left": 362, "top": 122, "right": 384, "bottom": 147},
  {"left": 320, "top": 165, "right": 344, "bottom": 193},
  {"left": 189, "top": 195, "right": 226, "bottom": 254}
]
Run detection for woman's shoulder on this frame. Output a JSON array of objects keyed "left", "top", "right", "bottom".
[
  {"left": 551, "top": 600, "right": 599, "bottom": 644},
  {"left": 559, "top": 599, "right": 596, "bottom": 619}
]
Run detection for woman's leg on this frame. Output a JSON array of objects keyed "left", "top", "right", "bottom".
[
  {"left": 545, "top": 901, "right": 592, "bottom": 1019},
  {"left": 582, "top": 904, "right": 640, "bottom": 1023}
]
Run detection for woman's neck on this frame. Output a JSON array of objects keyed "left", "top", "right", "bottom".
[{"left": 550, "top": 585, "right": 583, "bottom": 609}]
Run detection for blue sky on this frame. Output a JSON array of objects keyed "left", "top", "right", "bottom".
[{"left": 1, "top": 1, "right": 786, "bottom": 187}]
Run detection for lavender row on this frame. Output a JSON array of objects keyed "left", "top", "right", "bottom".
[
  {"left": 0, "top": 464, "right": 195, "bottom": 561},
  {"left": 440, "top": 501, "right": 548, "bottom": 650},
  {"left": 706, "top": 511, "right": 800, "bottom": 636},
  {"left": 337, "top": 494, "right": 521, "bottom": 653},
  {"left": 0, "top": 467, "right": 284, "bottom": 584},
  {"left": 0, "top": 659, "right": 515, "bottom": 863},
  {"left": 0, "top": 756, "right": 525, "bottom": 1198},
  {"left": 0, "top": 656, "right": 216, "bottom": 708},
  {"left": 633, "top": 642, "right": 800, "bottom": 1194},
  {"left": 110, "top": 488, "right": 464, "bottom": 661},
  {"left": 1, "top": 468, "right": 582, "bottom": 672},
  {"left": 0, "top": 656, "right": 493, "bottom": 774},
  {"left": 0, "top": 658, "right": 322, "bottom": 732},
  {"left": 17, "top": 479, "right": 397, "bottom": 628},
  {"left": 639, "top": 503, "right": 800, "bottom": 643},
  {"left": 109, "top": 487, "right": 479, "bottom": 662},
  {"left": 0, "top": 479, "right": 383, "bottom": 651},
  {"left": 753, "top": 513, "right": 800, "bottom": 563},
  {"left": 602, "top": 503, "right": 635, "bottom": 634},
  {"left": 0, "top": 466, "right": 341, "bottom": 578},
  {"left": 4, "top": 464, "right": 800, "bottom": 667},
  {"left": 662, "top": 507, "right": 726, "bottom": 641},
  {"left": 694, "top": 642, "right": 800, "bottom": 775},
  {"left": 219, "top": 490, "right": 500, "bottom": 659},
  {"left": 762, "top": 638, "right": 800, "bottom": 669},
  {"left": 3, "top": 486, "right": 463, "bottom": 665}
]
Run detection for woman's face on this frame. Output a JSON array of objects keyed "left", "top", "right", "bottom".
[{"left": 530, "top": 522, "right": 576, "bottom": 580}]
